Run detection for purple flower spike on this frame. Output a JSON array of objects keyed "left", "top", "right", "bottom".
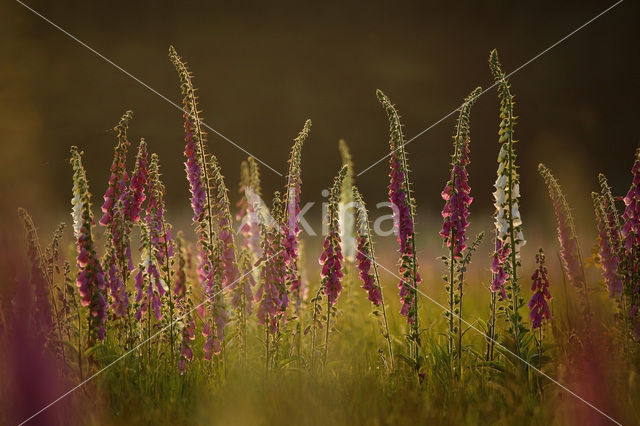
[{"left": 528, "top": 249, "right": 552, "bottom": 329}]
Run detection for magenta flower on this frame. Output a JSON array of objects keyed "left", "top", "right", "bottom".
[
  {"left": 106, "top": 254, "right": 128, "bottom": 317},
  {"left": 284, "top": 121, "right": 310, "bottom": 306},
  {"left": 70, "top": 146, "right": 108, "bottom": 343},
  {"left": 320, "top": 234, "right": 344, "bottom": 306},
  {"left": 622, "top": 149, "right": 640, "bottom": 252},
  {"left": 528, "top": 249, "right": 552, "bottom": 329},
  {"left": 440, "top": 135, "right": 473, "bottom": 259},
  {"left": 491, "top": 239, "right": 509, "bottom": 300},
  {"left": 622, "top": 150, "right": 640, "bottom": 336},
  {"left": 356, "top": 236, "right": 381, "bottom": 305},
  {"left": 100, "top": 111, "right": 132, "bottom": 227},
  {"left": 255, "top": 193, "right": 289, "bottom": 333},
  {"left": 184, "top": 118, "right": 206, "bottom": 222},
  {"left": 389, "top": 151, "right": 422, "bottom": 323},
  {"left": 122, "top": 140, "right": 148, "bottom": 224},
  {"left": 539, "top": 164, "right": 585, "bottom": 289},
  {"left": 320, "top": 168, "right": 347, "bottom": 307},
  {"left": 377, "top": 90, "right": 422, "bottom": 327},
  {"left": 236, "top": 158, "right": 262, "bottom": 256},
  {"left": 593, "top": 193, "right": 623, "bottom": 298},
  {"left": 18, "top": 208, "right": 53, "bottom": 344},
  {"left": 171, "top": 46, "right": 237, "bottom": 358}
]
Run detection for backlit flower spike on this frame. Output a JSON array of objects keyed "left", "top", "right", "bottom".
[
  {"left": 440, "top": 87, "right": 481, "bottom": 259},
  {"left": 320, "top": 166, "right": 347, "bottom": 307},
  {"left": 528, "top": 249, "right": 552, "bottom": 329},
  {"left": 352, "top": 187, "right": 381, "bottom": 306},
  {"left": 622, "top": 149, "right": 640, "bottom": 336},
  {"left": 100, "top": 110, "right": 133, "bottom": 227},
  {"left": 256, "top": 191, "right": 288, "bottom": 332},
  {"left": 538, "top": 164, "right": 586, "bottom": 289},
  {"left": 70, "top": 146, "right": 108, "bottom": 344},
  {"left": 101, "top": 112, "right": 134, "bottom": 317},
  {"left": 174, "top": 232, "right": 196, "bottom": 374},
  {"left": 338, "top": 139, "right": 356, "bottom": 263},
  {"left": 122, "top": 139, "right": 148, "bottom": 224},
  {"left": 598, "top": 173, "right": 622, "bottom": 253},
  {"left": 622, "top": 149, "right": 640, "bottom": 253},
  {"left": 236, "top": 157, "right": 263, "bottom": 257},
  {"left": 491, "top": 239, "right": 509, "bottom": 300},
  {"left": 376, "top": 89, "right": 421, "bottom": 327},
  {"left": 170, "top": 46, "right": 233, "bottom": 358},
  {"left": 284, "top": 120, "right": 311, "bottom": 306},
  {"left": 593, "top": 192, "right": 622, "bottom": 298},
  {"left": 490, "top": 50, "right": 526, "bottom": 258},
  {"left": 18, "top": 208, "right": 53, "bottom": 344},
  {"left": 134, "top": 153, "right": 173, "bottom": 322}
]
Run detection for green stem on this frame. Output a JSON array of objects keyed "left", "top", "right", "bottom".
[{"left": 324, "top": 297, "right": 330, "bottom": 368}]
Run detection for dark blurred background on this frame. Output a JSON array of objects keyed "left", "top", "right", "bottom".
[{"left": 1, "top": 0, "right": 638, "bottom": 254}]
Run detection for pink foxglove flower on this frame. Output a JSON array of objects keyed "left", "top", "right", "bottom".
[
  {"left": 174, "top": 232, "right": 195, "bottom": 374},
  {"left": 491, "top": 239, "right": 509, "bottom": 300},
  {"left": 122, "top": 140, "right": 148, "bottom": 224},
  {"left": 539, "top": 164, "right": 585, "bottom": 289},
  {"left": 170, "top": 46, "right": 233, "bottom": 358},
  {"left": 439, "top": 88, "right": 480, "bottom": 259},
  {"left": 528, "top": 249, "right": 552, "bottom": 329},
  {"left": 255, "top": 193, "right": 289, "bottom": 333},
  {"left": 100, "top": 111, "right": 132, "bottom": 227},
  {"left": 236, "top": 157, "right": 262, "bottom": 256},
  {"left": 593, "top": 192, "right": 623, "bottom": 298},
  {"left": 377, "top": 90, "right": 421, "bottom": 326},
  {"left": 70, "top": 146, "right": 108, "bottom": 343},
  {"left": 320, "top": 168, "right": 347, "bottom": 307},
  {"left": 622, "top": 149, "right": 640, "bottom": 336},
  {"left": 18, "top": 208, "right": 53, "bottom": 344},
  {"left": 284, "top": 121, "right": 311, "bottom": 307},
  {"left": 100, "top": 112, "right": 134, "bottom": 317},
  {"left": 134, "top": 153, "right": 170, "bottom": 322}
]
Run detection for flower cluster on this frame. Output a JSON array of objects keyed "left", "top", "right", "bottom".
[
  {"left": 528, "top": 249, "right": 552, "bottom": 329},
  {"left": 100, "top": 112, "right": 135, "bottom": 318},
  {"left": 255, "top": 192, "right": 289, "bottom": 332},
  {"left": 622, "top": 149, "right": 640, "bottom": 336},
  {"left": 184, "top": 118, "right": 206, "bottom": 222},
  {"left": 174, "top": 232, "right": 195, "bottom": 374},
  {"left": 122, "top": 140, "right": 148, "bottom": 224},
  {"left": 489, "top": 51, "right": 525, "bottom": 293},
  {"left": 236, "top": 157, "right": 262, "bottom": 256},
  {"left": 18, "top": 208, "right": 53, "bottom": 343},
  {"left": 100, "top": 110, "right": 132, "bottom": 227},
  {"left": 491, "top": 239, "right": 510, "bottom": 300},
  {"left": 377, "top": 90, "right": 421, "bottom": 324},
  {"left": 320, "top": 167, "right": 347, "bottom": 306},
  {"left": 593, "top": 191, "right": 622, "bottom": 298},
  {"left": 353, "top": 188, "right": 381, "bottom": 305},
  {"left": 70, "top": 146, "right": 108, "bottom": 343},
  {"left": 134, "top": 153, "right": 171, "bottom": 322},
  {"left": 440, "top": 88, "right": 481, "bottom": 259},
  {"left": 171, "top": 45, "right": 235, "bottom": 358},
  {"left": 622, "top": 149, "right": 640, "bottom": 252},
  {"left": 284, "top": 120, "right": 311, "bottom": 305},
  {"left": 539, "top": 164, "right": 585, "bottom": 289}
]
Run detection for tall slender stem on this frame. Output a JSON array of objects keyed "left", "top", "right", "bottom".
[
  {"left": 449, "top": 242, "right": 455, "bottom": 359},
  {"left": 324, "top": 297, "right": 330, "bottom": 367}
]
